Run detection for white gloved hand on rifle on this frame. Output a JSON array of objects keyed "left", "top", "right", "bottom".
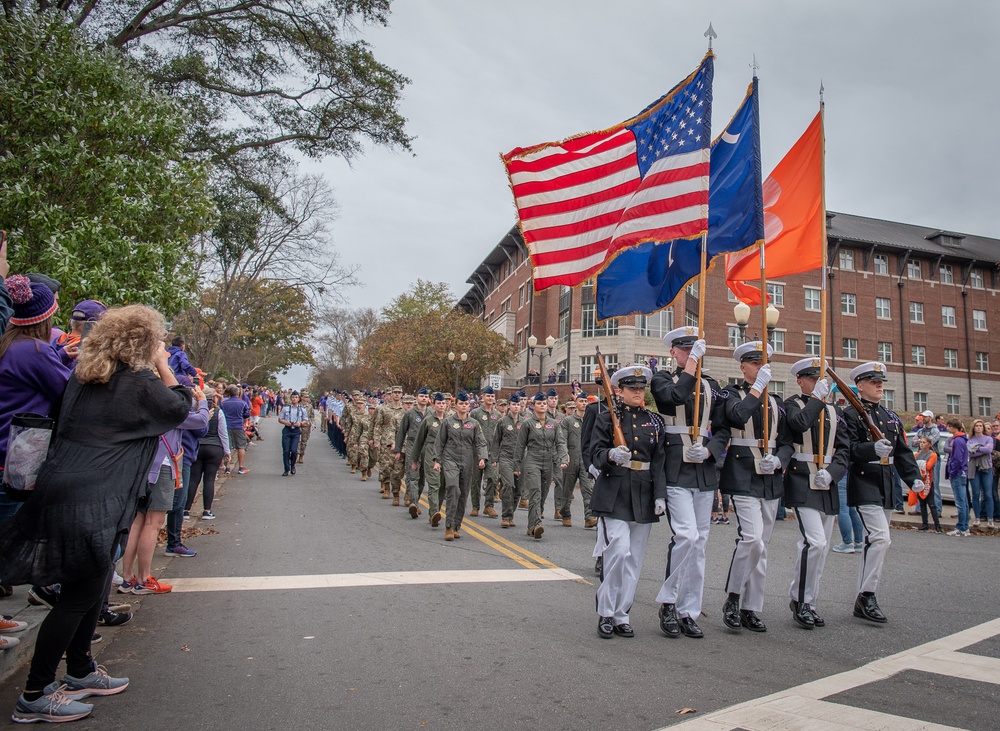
[
  {"left": 608, "top": 446, "right": 632, "bottom": 466},
  {"left": 873, "top": 438, "right": 893, "bottom": 459}
]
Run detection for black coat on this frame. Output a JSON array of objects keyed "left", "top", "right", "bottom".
[
  {"left": 0, "top": 366, "right": 191, "bottom": 586},
  {"left": 780, "top": 395, "right": 851, "bottom": 513},
  {"left": 842, "top": 400, "right": 921, "bottom": 508},
  {"left": 717, "top": 383, "right": 793, "bottom": 499}
]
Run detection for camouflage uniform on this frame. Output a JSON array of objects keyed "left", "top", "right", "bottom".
[
  {"left": 297, "top": 401, "right": 315, "bottom": 462},
  {"left": 354, "top": 404, "right": 374, "bottom": 479},
  {"left": 373, "top": 396, "right": 405, "bottom": 500}
]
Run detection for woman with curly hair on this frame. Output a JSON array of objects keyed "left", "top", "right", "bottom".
[{"left": 0, "top": 305, "right": 191, "bottom": 723}]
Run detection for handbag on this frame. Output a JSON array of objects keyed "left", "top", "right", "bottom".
[
  {"left": 3, "top": 413, "right": 55, "bottom": 501},
  {"left": 160, "top": 436, "right": 185, "bottom": 490}
]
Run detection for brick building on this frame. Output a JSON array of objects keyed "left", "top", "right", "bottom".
[{"left": 457, "top": 212, "right": 1000, "bottom": 418}]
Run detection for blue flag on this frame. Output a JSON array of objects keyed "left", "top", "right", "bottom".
[{"left": 595, "top": 79, "right": 765, "bottom": 319}]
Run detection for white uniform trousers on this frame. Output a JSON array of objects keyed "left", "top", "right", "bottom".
[
  {"left": 856, "top": 506, "right": 892, "bottom": 594},
  {"left": 655, "top": 486, "right": 714, "bottom": 619},
  {"left": 594, "top": 517, "right": 652, "bottom": 624},
  {"left": 788, "top": 507, "right": 835, "bottom": 608},
  {"left": 724, "top": 495, "right": 779, "bottom": 613}
]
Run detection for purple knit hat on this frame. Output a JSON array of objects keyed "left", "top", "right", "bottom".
[{"left": 6, "top": 275, "right": 58, "bottom": 326}]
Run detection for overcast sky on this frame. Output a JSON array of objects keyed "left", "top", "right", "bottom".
[{"left": 287, "top": 1, "right": 1000, "bottom": 387}]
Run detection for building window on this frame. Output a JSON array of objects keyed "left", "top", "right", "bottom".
[
  {"left": 728, "top": 289, "right": 738, "bottom": 303},
  {"left": 581, "top": 304, "right": 618, "bottom": 338},
  {"left": 685, "top": 281, "right": 699, "bottom": 298},
  {"left": 883, "top": 390, "right": 895, "bottom": 410},
  {"left": 877, "top": 342, "right": 893, "bottom": 363},
  {"left": 580, "top": 354, "right": 617, "bottom": 382},
  {"left": 841, "top": 293, "right": 856, "bottom": 315},
  {"left": 944, "top": 349, "right": 958, "bottom": 368},
  {"left": 518, "top": 284, "right": 525, "bottom": 308},
  {"left": 635, "top": 308, "right": 673, "bottom": 338},
  {"left": 970, "top": 268, "right": 985, "bottom": 289},
  {"left": 558, "top": 309, "right": 570, "bottom": 340},
  {"left": 941, "top": 305, "right": 956, "bottom": 327},
  {"left": 805, "top": 333, "right": 820, "bottom": 356},
  {"left": 907, "top": 260, "right": 921, "bottom": 279},
  {"left": 939, "top": 264, "right": 954, "bottom": 284},
  {"left": 976, "top": 352, "right": 989, "bottom": 371},
  {"left": 685, "top": 310, "right": 698, "bottom": 327},
  {"left": 874, "top": 254, "right": 888, "bottom": 275},
  {"left": 979, "top": 397, "right": 992, "bottom": 418},
  {"left": 909, "top": 302, "right": 924, "bottom": 323},
  {"left": 973, "top": 309, "right": 987, "bottom": 331},
  {"left": 843, "top": 338, "right": 858, "bottom": 359},
  {"left": 516, "top": 329, "right": 523, "bottom": 351},
  {"left": 728, "top": 326, "right": 742, "bottom": 348},
  {"left": 946, "top": 395, "right": 961, "bottom": 415},
  {"left": 767, "top": 283, "right": 784, "bottom": 306},
  {"left": 501, "top": 296, "right": 512, "bottom": 313},
  {"left": 911, "top": 345, "right": 926, "bottom": 366},
  {"left": 913, "top": 392, "right": 928, "bottom": 412},
  {"left": 839, "top": 250, "right": 854, "bottom": 270},
  {"left": 804, "top": 287, "right": 821, "bottom": 311},
  {"left": 875, "top": 297, "right": 890, "bottom": 319},
  {"left": 771, "top": 330, "right": 785, "bottom": 353},
  {"left": 770, "top": 381, "right": 785, "bottom": 400}
]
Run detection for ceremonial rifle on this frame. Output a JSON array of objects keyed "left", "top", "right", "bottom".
[
  {"left": 595, "top": 347, "right": 626, "bottom": 448},
  {"left": 826, "top": 366, "right": 885, "bottom": 442}
]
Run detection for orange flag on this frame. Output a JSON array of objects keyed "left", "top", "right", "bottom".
[{"left": 726, "top": 112, "right": 824, "bottom": 304}]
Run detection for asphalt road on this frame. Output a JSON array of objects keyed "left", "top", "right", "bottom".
[{"left": 4, "top": 416, "right": 997, "bottom": 730}]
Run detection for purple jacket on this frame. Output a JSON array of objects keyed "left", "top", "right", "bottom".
[
  {"left": 166, "top": 345, "right": 198, "bottom": 379},
  {"left": 0, "top": 338, "right": 73, "bottom": 462},
  {"left": 219, "top": 396, "right": 250, "bottom": 430},
  {"left": 147, "top": 399, "right": 208, "bottom": 482},
  {"left": 947, "top": 432, "right": 968, "bottom": 479}
]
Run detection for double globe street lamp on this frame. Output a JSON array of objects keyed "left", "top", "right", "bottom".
[
  {"left": 448, "top": 351, "right": 467, "bottom": 395},
  {"left": 733, "top": 301, "right": 780, "bottom": 344},
  {"left": 527, "top": 334, "right": 555, "bottom": 386}
]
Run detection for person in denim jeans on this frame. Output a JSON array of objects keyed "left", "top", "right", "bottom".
[
  {"left": 945, "top": 419, "right": 970, "bottom": 536},
  {"left": 833, "top": 473, "right": 864, "bottom": 552}
]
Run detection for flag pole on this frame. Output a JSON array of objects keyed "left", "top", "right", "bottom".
[
  {"left": 759, "top": 236, "right": 770, "bottom": 453},
  {"left": 691, "top": 232, "right": 708, "bottom": 443},
  {"left": 818, "top": 84, "right": 829, "bottom": 469}
]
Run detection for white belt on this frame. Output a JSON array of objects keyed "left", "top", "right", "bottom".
[
  {"left": 628, "top": 461, "right": 651, "bottom": 471},
  {"left": 664, "top": 426, "right": 710, "bottom": 437},
  {"left": 868, "top": 457, "right": 894, "bottom": 465},
  {"left": 730, "top": 437, "right": 776, "bottom": 448},
  {"left": 793, "top": 453, "right": 833, "bottom": 465}
]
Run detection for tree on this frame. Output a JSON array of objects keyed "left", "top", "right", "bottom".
[
  {"left": 0, "top": 12, "right": 215, "bottom": 315},
  {"left": 381, "top": 280, "right": 455, "bottom": 321},
  {"left": 5, "top": 1, "right": 413, "bottom": 165},
  {"left": 356, "top": 310, "right": 514, "bottom": 393}
]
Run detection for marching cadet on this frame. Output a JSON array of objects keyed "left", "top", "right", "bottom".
[
  {"left": 514, "top": 392, "right": 569, "bottom": 540},
  {"left": 469, "top": 387, "right": 501, "bottom": 518},
  {"left": 410, "top": 392, "right": 449, "bottom": 527},
  {"left": 560, "top": 391, "right": 595, "bottom": 529},
  {"left": 396, "top": 388, "right": 429, "bottom": 516},
  {"left": 782, "top": 358, "right": 851, "bottom": 629},
  {"left": 496, "top": 395, "right": 524, "bottom": 528},
  {"left": 650, "top": 328, "right": 730, "bottom": 640},
  {"left": 842, "top": 362, "right": 923, "bottom": 623},
  {"left": 591, "top": 366, "right": 666, "bottom": 639},
  {"left": 543, "top": 389, "right": 565, "bottom": 520},
  {"left": 351, "top": 396, "right": 371, "bottom": 479},
  {"left": 372, "top": 386, "right": 406, "bottom": 504},
  {"left": 342, "top": 395, "right": 355, "bottom": 469},
  {"left": 433, "top": 391, "right": 488, "bottom": 541},
  {"left": 296, "top": 394, "right": 315, "bottom": 464},
  {"left": 717, "top": 341, "right": 793, "bottom": 634},
  {"left": 582, "top": 369, "right": 614, "bottom": 574}
]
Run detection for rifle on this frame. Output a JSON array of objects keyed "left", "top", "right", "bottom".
[
  {"left": 826, "top": 365, "right": 886, "bottom": 442},
  {"left": 595, "top": 347, "right": 626, "bottom": 448}
]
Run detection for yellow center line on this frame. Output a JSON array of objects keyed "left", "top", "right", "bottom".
[
  {"left": 417, "top": 497, "right": 539, "bottom": 570},
  {"left": 462, "top": 520, "right": 560, "bottom": 570}
]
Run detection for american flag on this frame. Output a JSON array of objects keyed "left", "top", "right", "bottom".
[{"left": 502, "top": 53, "right": 713, "bottom": 292}]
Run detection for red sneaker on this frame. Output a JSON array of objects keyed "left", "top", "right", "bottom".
[{"left": 132, "top": 576, "right": 172, "bottom": 595}]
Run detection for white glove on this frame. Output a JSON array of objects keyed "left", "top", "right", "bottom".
[
  {"left": 758, "top": 454, "right": 779, "bottom": 474},
  {"left": 689, "top": 339, "right": 707, "bottom": 362},
  {"left": 654, "top": 498, "right": 666, "bottom": 516},
  {"left": 685, "top": 444, "right": 710, "bottom": 462},
  {"left": 813, "top": 468, "right": 832, "bottom": 489},
  {"left": 752, "top": 364, "right": 772, "bottom": 392},
  {"left": 608, "top": 446, "right": 632, "bottom": 466},
  {"left": 873, "top": 439, "right": 893, "bottom": 458},
  {"left": 912, "top": 479, "right": 926, "bottom": 496},
  {"left": 588, "top": 464, "right": 601, "bottom": 479},
  {"left": 811, "top": 378, "right": 830, "bottom": 400}
]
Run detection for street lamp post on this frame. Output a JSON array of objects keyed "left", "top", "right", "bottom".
[
  {"left": 448, "top": 351, "right": 467, "bottom": 394},
  {"left": 734, "top": 301, "right": 751, "bottom": 343},
  {"left": 765, "top": 304, "right": 780, "bottom": 341},
  {"left": 527, "top": 335, "right": 555, "bottom": 386}
]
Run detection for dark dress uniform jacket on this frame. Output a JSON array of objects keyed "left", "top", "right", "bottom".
[
  {"left": 780, "top": 394, "right": 851, "bottom": 513},
  {"left": 650, "top": 369, "right": 730, "bottom": 491},
  {"left": 589, "top": 404, "right": 667, "bottom": 524},
  {"left": 581, "top": 398, "right": 610, "bottom": 469},
  {"left": 717, "top": 383, "right": 793, "bottom": 500},
  {"left": 842, "top": 399, "right": 921, "bottom": 508}
]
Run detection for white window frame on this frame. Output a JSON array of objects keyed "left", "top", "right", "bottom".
[
  {"left": 843, "top": 338, "right": 858, "bottom": 359},
  {"left": 804, "top": 287, "right": 820, "bottom": 312},
  {"left": 874, "top": 254, "right": 888, "bottom": 275},
  {"left": 877, "top": 342, "right": 893, "bottom": 363},
  {"left": 909, "top": 302, "right": 924, "bottom": 323},
  {"left": 841, "top": 293, "right": 857, "bottom": 316},
  {"left": 973, "top": 309, "right": 987, "bottom": 331},
  {"left": 911, "top": 345, "right": 926, "bottom": 366},
  {"left": 944, "top": 349, "right": 958, "bottom": 369},
  {"left": 941, "top": 305, "right": 956, "bottom": 328},
  {"left": 875, "top": 297, "right": 891, "bottom": 319}
]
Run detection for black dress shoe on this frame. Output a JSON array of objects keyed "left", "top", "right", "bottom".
[
  {"left": 678, "top": 616, "right": 704, "bottom": 638},
  {"left": 594, "top": 556, "right": 603, "bottom": 577},
  {"left": 658, "top": 603, "right": 680, "bottom": 638},
  {"left": 282, "top": 471, "right": 289, "bottom": 477},
  {"left": 613, "top": 622, "right": 635, "bottom": 638},
  {"left": 807, "top": 605, "right": 825, "bottom": 627},
  {"left": 853, "top": 593, "right": 888, "bottom": 623},
  {"left": 789, "top": 600, "right": 815, "bottom": 630},
  {"left": 722, "top": 597, "right": 742, "bottom": 630},
  {"left": 598, "top": 616, "right": 614, "bottom": 639},
  {"left": 290, "top": 467, "right": 296, "bottom": 475},
  {"left": 740, "top": 609, "right": 767, "bottom": 632}
]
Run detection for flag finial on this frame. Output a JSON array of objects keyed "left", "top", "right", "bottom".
[
  {"left": 820, "top": 80, "right": 825, "bottom": 102},
  {"left": 704, "top": 23, "right": 717, "bottom": 50},
  {"left": 750, "top": 54, "right": 759, "bottom": 79}
]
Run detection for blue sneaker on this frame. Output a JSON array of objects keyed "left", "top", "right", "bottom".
[
  {"left": 12, "top": 686, "right": 93, "bottom": 723},
  {"left": 59, "top": 664, "right": 129, "bottom": 699},
  {"left": 165, "top": 544, "right": 197, "bottom": 557}
]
